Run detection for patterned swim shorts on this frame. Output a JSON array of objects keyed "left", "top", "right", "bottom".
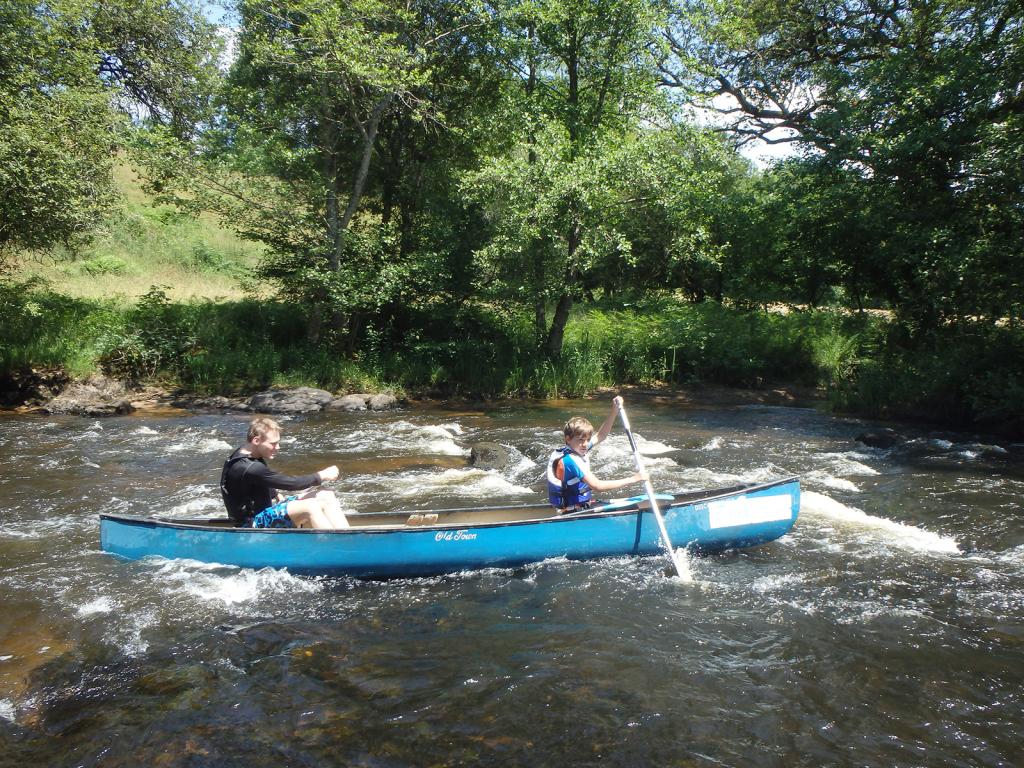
[{"left": 250, "top": 497, "right": 297, "bottom": 529}]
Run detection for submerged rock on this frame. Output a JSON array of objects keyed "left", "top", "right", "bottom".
[
  {"left": 855, "top": 428, "right": 903, "bottom": 449},
  {"left": 174, "top": 395, "right": 251, "bottom": 412},
  {"left": 961, "top": 442, "right": 1009, "bottom": 457},
  {"left": 469, "top": 441, "right": 511, "bottom": 470}
]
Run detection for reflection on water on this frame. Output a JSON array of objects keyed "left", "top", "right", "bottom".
[{"left": 1, "top": 401, "right": 1023, "bottom": 766}]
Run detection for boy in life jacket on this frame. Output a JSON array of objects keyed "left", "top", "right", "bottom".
[
  {"left": 221, "top": 417, "right": 350, "bottom": 529},
  {"left": 547, "top": 395, "right": 648, "bottom": 512}
]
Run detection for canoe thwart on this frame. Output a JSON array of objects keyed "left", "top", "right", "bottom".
[{"left": 406, "top": 513, "right": 439, "bottom": 526}]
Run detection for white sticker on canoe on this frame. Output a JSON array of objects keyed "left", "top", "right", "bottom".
[{"left": 707, "top": 494, "right": 793, "bottom": 529}]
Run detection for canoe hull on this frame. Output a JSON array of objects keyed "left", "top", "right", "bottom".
[{"left": 100, "top": 477, "right": 799, "bottom": 578}]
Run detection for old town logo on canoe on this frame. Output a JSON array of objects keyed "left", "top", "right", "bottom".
[{"left": 435, "top": 529, "right": 478, "bottom": 542}]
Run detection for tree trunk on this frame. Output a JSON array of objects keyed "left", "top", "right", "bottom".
[
  {"left": 532, "top": 246, "right": 545, "bottom": 346},
  {"left": 542, "top": 27, "right": 581, "bottom": 359},
  {"left": 566, "top": 24, "right": 579, "bottom": 151},
  {"left": 527, "top": 24, "right": 545, "bottom": 347},
  {"left": 337, "top": 96, "right": 390, "bottom": 242},
  {"left": 310, "top": 89, "right": 341, "bottom": 344},
  {"left": 381, "top": 114, "right": 408, "bottom": 227},
  {"left": 328, "top": 95, "right": 392, "bottom": 333},
  {"left": 546, "top": 293, "right": 573, "bottom": 360},
  {"left": 306, "top": 308, "right": 324, "bottom": 345},
  {"left": 345, "top": 312, "right": 364, "bottom": 356},
  {"left": 546, "top": 221, "right": 582, "bottom": 359}
]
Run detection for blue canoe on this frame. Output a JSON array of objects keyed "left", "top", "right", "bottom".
[{"left": 99, "top": 477, "right": 799, "bottom": 578}]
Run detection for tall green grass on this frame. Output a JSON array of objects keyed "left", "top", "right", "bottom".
[
  {"left": 0, "top": 281, "right": 881, "bottom": 400},
  {"left": 3, "top": 279, "right": 1021, "bottom": 435},
  {"left": 20, "top": 164, "right": 264, "bottom": 301},
  {"left": 0, "top": 278, "right": 128, "bottom": 377},
  {"left": 556, "top": 299, "right": 877, "bottom": 393},
  {"left": 367, "top": 298, "right": 875, "bottom": 398}
]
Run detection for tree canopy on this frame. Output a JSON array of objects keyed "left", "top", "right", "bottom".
[
  {"left": 0, "top": 0, "right": 220, "bottom": 263},
  {"left": 662, "top": 0, "right": 1024, "bottom": 328},
  {"left": 6, "top": 0, "right": 1023, "bottom": 350}
]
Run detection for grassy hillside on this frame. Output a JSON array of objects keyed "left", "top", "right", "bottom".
[{"left": 21, "top": 163, "right": 265, "bottom": 301}]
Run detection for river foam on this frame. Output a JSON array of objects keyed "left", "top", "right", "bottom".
[
  {"left": 338, "top": 420, "right": 469, "bottom": 456},
  {"left": 166, "top": 437, "right": 233, "bottom": 454},
  {"left": 600, "top": 433, "right": 678, "bottom": 456},
  {"left": 805, "top": 471, "right": 862, "bottom": 493},
  {"left": 166, "top": 494, "right": 223, "bottom": 517},
  {"left": 392, "top": 468, "right": 534, "bottom": 498},
  {"left": 800, "top": 490, "right": 960, "bottom": 554}
]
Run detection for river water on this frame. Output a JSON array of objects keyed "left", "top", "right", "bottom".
[{"left": 0, "top": 398, "right": 1022, "bottom": 767}]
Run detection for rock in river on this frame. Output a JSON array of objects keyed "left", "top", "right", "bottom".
[
  {"left": 855, "top": 428, "right": 903, "bottom": 449},
  {"left": 327, "top": 394, "right": 369, "bottom": 412},
  {"left": 43, "top": 374, "right": 134, "bottom": 417},
  {"left": 368, "top": 393, "right": 399, "bottom": 411},
  {"left": 248, "top": 387, "right": 334, "bottom": 414},
  {"left": 469, "top": 441, "right": 511, "bottom": 470},
  {"left": 326, "top": 393, "right": 400, "bottom": 412}
]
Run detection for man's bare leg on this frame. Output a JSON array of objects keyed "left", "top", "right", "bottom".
[
  {"left": 313, "top": 490, "right": 349, "bottom": 528},
  {"left": 286, "top": 498, "right": 335, "bottom": 529}
]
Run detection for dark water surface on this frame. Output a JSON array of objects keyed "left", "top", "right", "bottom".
[{"left": 1, "top": 400, "right": 1022, "bottom": 767}]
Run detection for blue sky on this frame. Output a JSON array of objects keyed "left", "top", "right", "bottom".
[{"left": 199, "top": 0, "right": 232, "bottom": 25}]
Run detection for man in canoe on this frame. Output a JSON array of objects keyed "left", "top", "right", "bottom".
[
  {"left": 547, "top": 395, "right": 648, "bottom": 512},
  {"left": 220, "top": 417, "right": 350, "bottom": 529}
]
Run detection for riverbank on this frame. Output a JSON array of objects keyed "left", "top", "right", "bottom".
[
  {"left": 3, "top": 278, "right": 1022, "bottom": 438},
  {"left": 1, "top": 374, "right": 815, "bottom": 415},
  {"left": 6, "top": 359, "right": 1024, "bottom": 446},
  {"left": 0, "top": 374, "right": 403, "bottom": 418},
  {"left": 2, "top": 370, "right": 1012, "bottom": 453},
  {"left": 4, "top": 363, "right": 1023, "bottom": 447}
]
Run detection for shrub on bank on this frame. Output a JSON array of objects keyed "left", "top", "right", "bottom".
[
  {"left": 2, "top": 279, "right": 1021, "bottom": 436},
  {"left": 837, "top": 324, "right": 1024, "bottom": 434},
  {"left": 0, "top": 278, "right": 126, "bottom": 377}
]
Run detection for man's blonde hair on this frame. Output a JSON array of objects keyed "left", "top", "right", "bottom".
[
  {"left": 563, "top": 416, "right": 594, "bottom": 440},
  {"left": 247, "top": 417, "right": 281, "bottom": 442}
]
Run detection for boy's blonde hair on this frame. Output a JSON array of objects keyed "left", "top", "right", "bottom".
[
  {"left": 563, "top": 416, "right": 594, "bottom": 440},
  {"left": 248, "top": 417, "right": 282, "bottom": 442}
]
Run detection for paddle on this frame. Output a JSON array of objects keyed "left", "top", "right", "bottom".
[{"left": 616, "top": 402, "right": 687, "bottom": 579}]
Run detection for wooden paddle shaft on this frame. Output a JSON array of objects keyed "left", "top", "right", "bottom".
[{"left": 617, "top": 404, "right": 685, "bottom": 578}]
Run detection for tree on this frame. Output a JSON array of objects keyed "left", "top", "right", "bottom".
[
  {"left": 0, "top": 0, "right": 117, "bottom": 261},
  {"left": 467, "top": 0, "right": 669, "bottom": 358},
  {"left": 594, "top": 124, "right": 747, "bottom": 302},
  {"left": 145, "top": 0, "right": 497, "bottom": 345},
  {"left": 0, "top": 0, "right": 221, "bottom": 265},
  {"left": 661, "top": 0, "right": 1024, "bottom": 328},
  {"left": 719, "top": 159, "right": 888, "bottom": 309}
]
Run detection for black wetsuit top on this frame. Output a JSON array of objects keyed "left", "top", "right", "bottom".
[{"left": 220, "top": 449, "right": 322, "bottom": 527}]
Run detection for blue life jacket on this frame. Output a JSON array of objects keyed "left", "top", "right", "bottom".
[{"left": 546, "top": 446, "right": 593, "bottom": 509}]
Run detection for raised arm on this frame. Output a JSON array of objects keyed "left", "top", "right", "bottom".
[{"left": 591, "top": 395, "right": 624, "bottom": 447}]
